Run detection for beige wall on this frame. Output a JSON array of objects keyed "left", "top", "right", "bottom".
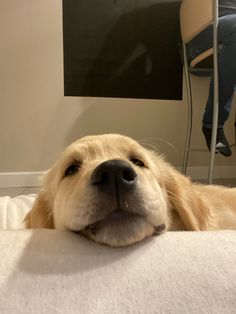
[{"left": 0, "top": 0, "right": 235, "bottom": 173}]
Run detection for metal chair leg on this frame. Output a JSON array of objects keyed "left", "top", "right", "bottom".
[
  {"left": 182, "top": 42, "right": 193, "bottom": 175},
  {"left": 208, "top": 0, "right": 219, "bottom": 184}
]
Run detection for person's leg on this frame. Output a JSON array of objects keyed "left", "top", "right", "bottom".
[
  {"left": 203, "top": 14, "right": 236, "bottom": 127},
  {"left": 202, "top": 14, "right": 236, "bottom": 156}
]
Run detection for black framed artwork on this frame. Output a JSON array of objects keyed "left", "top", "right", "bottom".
[{"left": 63, "top": 0, "right": 182, "bottom": 100}]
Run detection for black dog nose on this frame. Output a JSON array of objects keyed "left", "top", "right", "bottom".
[{"left": 91, "top": 159, "right": 137, "bottom": 193}]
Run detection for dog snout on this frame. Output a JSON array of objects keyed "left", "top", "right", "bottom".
[{"left": 91, "top": 159, "right": 137, "bottom": 193}]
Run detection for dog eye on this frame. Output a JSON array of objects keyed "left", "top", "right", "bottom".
[
  {"left": 130, "top": 157, "right": 145, "bottom": 167},
  {"left": 64, "top": 163, "right": 81, "bottom": 177}
]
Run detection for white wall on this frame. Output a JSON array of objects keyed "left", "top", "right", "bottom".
[{"left": 0, "top": 0, "right": 235, "bottom": 176}]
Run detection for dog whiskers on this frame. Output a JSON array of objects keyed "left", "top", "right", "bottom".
[
  {"left": 160, "top": 187, "right": 179, "bottom": 202},
  {"left": 138, "top": 137, "right": 177, "bottom": 154},
  {"left": 137, "top": 141, "right": 161, "bottom": 154}
]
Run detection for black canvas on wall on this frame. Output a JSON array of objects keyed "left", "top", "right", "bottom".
[{"left": 63, "top": 0, "right": 182, "bottom": 100}]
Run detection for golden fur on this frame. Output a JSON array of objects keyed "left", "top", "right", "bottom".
[{"left": 24, "top": 134, "right": 236, "bottom": 246}]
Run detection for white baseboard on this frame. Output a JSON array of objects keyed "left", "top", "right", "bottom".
[
  {"left": 0, "top": 167, "right": 235, "bottom": 188},
  {"left": 0, "top": 172, "right": 44, "bottom": 188}
]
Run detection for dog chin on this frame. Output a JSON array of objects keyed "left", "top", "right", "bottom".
[{"left": 78, "top": 210, "right": 163, "bottom": 247}]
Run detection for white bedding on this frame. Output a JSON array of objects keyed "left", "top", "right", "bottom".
[
  {"left": 0, "top": 194, "right": 36, "bottom": 230},
  {"left": 0, "top": 195, "right": 235, "bottom": 314}
]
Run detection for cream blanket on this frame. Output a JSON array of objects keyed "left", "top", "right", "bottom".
[
  {"left": 0, "top": 195, "right": 235, "bottom": 313},
  {"left": 0, "top": 194, "right": 35, "bottom": 229}
]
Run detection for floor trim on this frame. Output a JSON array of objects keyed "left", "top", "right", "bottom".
[
  {"left": 0, "top": 167, "right": 236, "bottom": 188},
  {"left": 0, "top": 172, "right": 44, "bottom": 188}
]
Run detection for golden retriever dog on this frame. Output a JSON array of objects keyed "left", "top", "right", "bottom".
[{"left": 24, "top": 134, "right": 236, "bottom": 247}]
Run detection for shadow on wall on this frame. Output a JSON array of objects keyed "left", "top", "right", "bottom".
[
  {"left": 65, "top": 98, "right": 185, "bottom": 163},
  {"left": 39, "top": 86, "right": 236, "bottom": 171},
  {"left": 37, "top": 96, "right": 185, "bottom": 169}
]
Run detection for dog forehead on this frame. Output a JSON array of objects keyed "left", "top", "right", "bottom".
[{"left": 66, "top": 134, "right": 142, "bottom": 160}]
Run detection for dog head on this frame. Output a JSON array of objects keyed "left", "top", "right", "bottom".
[{"left": 25, "top": 134, "right": 213, "bottom": 246}]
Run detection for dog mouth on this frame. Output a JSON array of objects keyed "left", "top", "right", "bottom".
[
  {"left": 82, "top": 209, "right": 137, "bottom": 235},
  {"left": 80, "top": 209, "right": 166, "bottom": 238}
]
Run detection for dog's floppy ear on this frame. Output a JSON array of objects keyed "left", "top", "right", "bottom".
[
  {"left": 24, "top": 192, "right": 54, "bottom": 228},
  {"left": 160, "top": 162, "right": 215, "bottom": 231},
  {"left": 24, "top": 163, "right": 59, "bottom": 229}
]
